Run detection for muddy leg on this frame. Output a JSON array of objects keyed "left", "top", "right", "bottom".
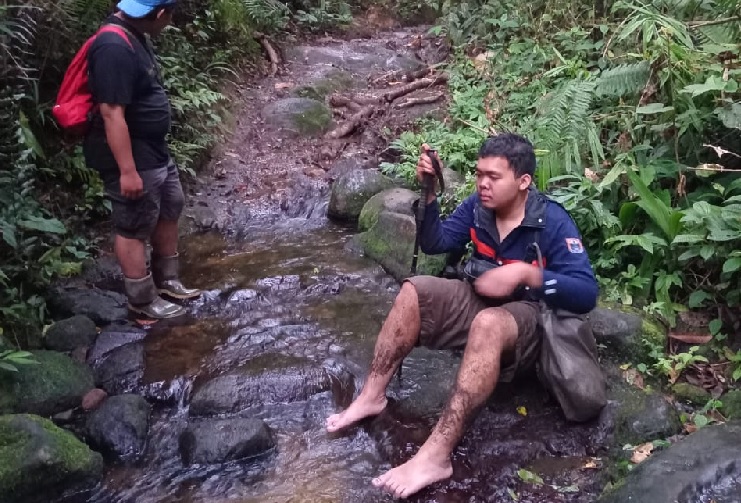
[
  {"left": 372, "top": 307, "right": 518, "bottom": 499},
  {"left": 326, "top": 281, "right": 421, "bottom": 432}
]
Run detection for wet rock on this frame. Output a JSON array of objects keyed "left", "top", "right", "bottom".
[
  {"left": 261, "top": 98, "right": 332, "bottom": 137},
  {"left": 327, "top": 169, "right": 396, "bottom": 222},
  {"left": 86, "top": 394, "right": 151, "bottom": 463},
  {"left": 671, "top": 382, "right": 711, "bottom": 406},
  {"left": 587, "top": 306, "right": 666, "bottom": 361},
  {"left": 78, "top": 254, "right": 123, "bottom": 290},
  {"left": 598, "top": 421, "right": 741, "bottom": 503},
  {"left": 293, "top": 68, "right": 354, "bottom": 100},
  {"left": 0, "top": 414, "right": 103, "bottom": 503},
  {"left": 179, "top": 417, "right": 274, "bottom": 466},
  {"left": 0, "top": 350, "right": 94, "bottom": 416},
  {"left": 44, "top": 315, "right": 98, "bottom": 352},
  {"left": 47, "top": 287, "right": 128, "bottom": 326},
  {"left": 90, "top": 342, "right": 144, "bottom": 396},
  {"left": 81, "top": 388, "right": 108, "bottom": 411},
  {"left": 358, "top": 187, "right": 417, "bottom": 231},
  {"left": 326, "top": 155, "right": 378, "bottom": 180},
  {"left": 87, "top": 323, "right": 146, "bottom": 362},
  {"left": 722, "top": 389, "right": 741, "bottom": 419},
  {"left": 608, "top": 378, "right": 682, "bottom": 446},
  {"left": 285, "top": 45, "right": 424, "bottom": 76},
  {"left": 442, "top": 167, "right": 465, "bottom": 197},
  {"left": 187, "top": 205, "right": 218, "bottom": 231},
  {"left": 359, "top": 211, "right": 447, "bottom": 281},
  {"left": 189, "top": 356, "right": 344, "bottom": 416}
]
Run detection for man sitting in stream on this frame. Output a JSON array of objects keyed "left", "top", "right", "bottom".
[{"left": 325, "top": 133, "right": 600, "bottom": 499}]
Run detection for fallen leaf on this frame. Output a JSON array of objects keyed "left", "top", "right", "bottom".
[
  {"left": 623, "top": 368, "right": 645, "bottom": 389},
  {"left": 630, "top": 442, "right": 654, "bottom": 464},
  {"left": 517, "top": 469, "right": 544, "bottom": 485},
  {"left": 583, "top": 458, "right": 601, "bottom": 469},
  {"left": 136, "top": 319, "right": 157, "bottom": 326},
  {"left": 619, "top": 363, "right": 631, "bottom": 371},
  {"left": 507, "top": 488, "right": 519, "bottom": 501},
  {"left": 556, "top": 484, "right": 579, "bottom": 493},
  {"left": 684, "top": 422, "right": 698, "bottom": 434},
  {"left": 668, "top": 332, "right": 712, "bottom": 344},
  {"left": 274, "top": 82, "right": 294, "bottom": 90},
  {"left": 517, "top": 406, "right": 527, "bottom": 416}
]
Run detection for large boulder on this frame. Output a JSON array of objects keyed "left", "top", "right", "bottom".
[
  {"left": 261, "top": 98, "right": 332, "bottom": 137},
  {"left": 358, "top": 187, "right": 418, "bottom": 231},
  {"left": 44, "top": 315, "right": 98, "bottom": 352},
  {"left": 0, "top": 350, "right": 94, "bottom": 416},
  {"left": 327, "top": 169, "right": 396, "bottom": 222},
  {"left": 47, "top": 287, "right": 128, "bottom": 326},
  {"left": 179, "top": 417, "right": 274, "bottom": 466},
  {"left": 359, "top": 211, "right": 447, "bottom": 281},
  {"left": 293, "top": 68, "right": 354, "bottom": 101},
  {"left": 586, "top": 306, "right": 666, "bottom": 361},
  {"left": 599, "top": 421, "right": 741, "bottom": 503},
  {"left": 85, "top": 394, "right": 151, "bottom": 463},
  {"left": 189, "top": 356, "right": 348, "bottom": 416},
  {"left": 89, "top": 342, "right": 145, "bottom": 396},
  {"left": 0, "top": 414, "right": 103, "bottom": 503},
  {"left": 604, "top": 374, "right": 682, "bottom": 447}
]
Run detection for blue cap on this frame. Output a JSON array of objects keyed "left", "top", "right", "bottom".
[{"left": 117, "top": 0, "right": 176, "bottom": 18}]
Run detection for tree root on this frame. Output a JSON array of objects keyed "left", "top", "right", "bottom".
[
  {"left": 394, "top": 92, "right": 444, "bottom": 109},
  {"left": 254, "top": 31, "right": 280, "bottom": 76},
  {"left": 326, "top": 72, "right": 449, "bottom": 139}
]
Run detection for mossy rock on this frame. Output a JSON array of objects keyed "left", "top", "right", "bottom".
[
  {"left": 328, "top": 169, "right": 396, "bottom": 222},
  {"left": 358, "top": 187, "right": 418, "bottom": 231},
  {"left": 607, "top": 376, "right": 682, "bottom": 447},
  {"left": 0, "top": 414, "right": 103, "bottom": 503},
  {"left": 722, "top": 389, "right": 741, "bottom": 419},
  {"left": 671, "top": 382, "right": 711, "bottom": 406},
  {"left": 587, "top": 303, "right": 666, "bottom": 362},
  {"left": 360, "top": 211, "right": 447, "bottom": 282},
  {"left": 0, "top": 350, "right": 94, "bottom": 416},
  {"left": 261, "top": 98, "right": 333, "bottom": 137},
  {"left": 293, "top": 69, "right": 354, "bottom": 101}
]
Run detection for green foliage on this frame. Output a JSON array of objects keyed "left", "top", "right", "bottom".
[
  {"left": 381, "top": 0, "right": 741, "bottom": 339},
  {"left": 294, "top": 0, "right": 353, "bottom": 32},
  {"left": 0, "top": 350, "right": 38, "bottom": 373}
]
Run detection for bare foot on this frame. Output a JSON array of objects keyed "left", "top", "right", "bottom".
[
  {"left": 372, "top": 452, "right": 453, "bottom": 499},
  {"left": 326, "top": 394, "right": 387, "bottom": 432}
]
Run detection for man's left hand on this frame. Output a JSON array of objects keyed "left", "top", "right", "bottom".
[{"left": 473, "top": 263, "right": 542, "bottom": 299}]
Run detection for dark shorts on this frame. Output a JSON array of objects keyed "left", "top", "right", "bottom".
[
  {"left": 103, "top": 162, "right": 184, "bottom": 240},
  {"left": 405, "top": 275, "right": 542, "bottom": 382}
]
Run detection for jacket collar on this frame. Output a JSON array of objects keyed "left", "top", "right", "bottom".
[{"left": 475, "top": 186, "right": 547, "bottom": 231}]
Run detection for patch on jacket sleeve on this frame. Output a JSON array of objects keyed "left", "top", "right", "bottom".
[{"left": 565, "top": 238, "right": 584, "bottom": 254}]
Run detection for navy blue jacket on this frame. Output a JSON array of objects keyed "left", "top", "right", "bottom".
[{"left": 420, "top": 188, "right": 599, "bottom": 314}]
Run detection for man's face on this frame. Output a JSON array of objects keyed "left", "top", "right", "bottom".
[{"left": 475, "top": 156, "right": 531, "bottom": 210}]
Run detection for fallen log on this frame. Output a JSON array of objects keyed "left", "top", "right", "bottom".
[
  {"left": 254, "top": 31, "right": 280, "bottom": 76},
  {"left": 325, "top": 104, "right": 375, "bottom": 139},
  {"left": 328, "top": 94, "right": 362, "bottom": 112},
  {"left": 382, "top": 73, "right": 448, "bottom": 103},
  {"left": 394, "top": 92, "right": 444, "bottom": 108}
]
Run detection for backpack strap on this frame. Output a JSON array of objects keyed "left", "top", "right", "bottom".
[{"left": 96, "top": 24, "right": 134, "bottom": 49}]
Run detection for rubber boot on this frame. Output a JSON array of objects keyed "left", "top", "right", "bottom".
[
  {"left": 152, "top": 253, "right": 201, "bottom": 300},
  {"left": 124, "top": 273, "right": 185, "bottom": 319}
]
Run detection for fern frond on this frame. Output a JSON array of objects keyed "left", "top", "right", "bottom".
[{"left": 596, "top": 61, "right": 651, "bottom": 98}]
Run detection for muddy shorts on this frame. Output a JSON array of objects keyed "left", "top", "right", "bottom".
[
  {"left": 405, "top": 275, "right": 542, "bottom": 382},
  {"left": 103, "top": 161, "right": 185, "bottom": 240}
]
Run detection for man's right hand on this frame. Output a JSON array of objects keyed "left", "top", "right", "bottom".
[
  {"left": 120, "top": 171, "right": 143, "bottom": 199},
  {"left": 416, "top": 144, "right": 443, "bottom": 204}
]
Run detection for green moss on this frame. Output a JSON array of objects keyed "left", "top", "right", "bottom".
[
  {"left": 0, "top": 350, "right": 93, "bottom": 416},
  {"left": 0, "top": 414, "right": 103, "bottom": 501},
  {"left": 722, "top": 389, "right": 741, "bottom": 419},
  {"left": 641, "top": 317, "right": 666, "bottom": 350},
  {"left": 294, "top": 70, "right": 354, "bottom": 101},
  {"left": 358, "top": 194, "right": 385, "bottom": 232},
  {"left": 671, "top": 382, "right": 711, "bottom": 406},
  {"left": 292, "top": 102, "right": 332, "bottom": 136}
]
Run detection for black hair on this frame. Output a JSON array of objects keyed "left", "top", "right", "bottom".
[
  {"left": 143, "top": 4, "right": 175, "bottom": 21},
  {"left": 477, "top": 133, "right": 536, "bottom": 178}
]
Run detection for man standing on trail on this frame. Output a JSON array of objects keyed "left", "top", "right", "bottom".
[
  {"left": 326, "top": 133, "right": 602, "bottom": 498},
  {"left": 84, "top": 0, "right": 200, "bottom": 318}
]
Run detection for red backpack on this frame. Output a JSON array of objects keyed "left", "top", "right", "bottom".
[{"left": 52, "top": 24, "right": 133, "bottom": 136}]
